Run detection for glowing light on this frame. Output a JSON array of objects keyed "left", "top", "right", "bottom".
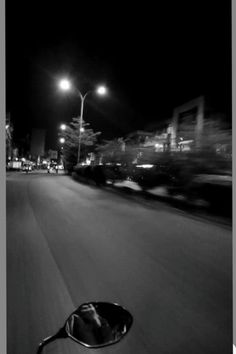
[
  {"left": 59, "top": 137, "right": 65, "bottom": 144},
  {"left": 96, "top": 85, "right": 107, "bottom": 95},
  {"left": 85, "top": 158, "right": 91, "bottom": 165},
  {"left": 136, "top": 164, "right": 154, "bottom": 169},
  {"left": 60, "top": 124, "right": 66, "bottom": 130},
  {"left": 80, "top": 127, "right": 85, "bottom": 133},
  {"left": 59, "top": 79, "right": 71, "bottom": 91},
  {"left": 178, "top": 139, "right": 194, "bottom": 145}
]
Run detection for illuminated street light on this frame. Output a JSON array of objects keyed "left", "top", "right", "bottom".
[
  {"left": 96, "top": 85, "right": 107, "bottom": 95},
  {"left": 59, "top": 79, "right": 71, "bottom": 91},
  {"left": 60, "top": 124, "right": 66, "bottom": 130},
  {"left": 58, "top": 79, "right": 108, "bottom": 165},
  {"left": 59, "top": 137, "right": 65, "bottom": 144}
]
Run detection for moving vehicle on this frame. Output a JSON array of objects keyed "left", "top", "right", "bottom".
[
  {"left": 22, "top": 163, "right": 33, "bottom": 173},
  {"left": 47, "top": 162, "right": 59, "bottom": 173}
]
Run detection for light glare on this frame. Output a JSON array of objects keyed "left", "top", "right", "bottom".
[
  {"left": 136, "top": 164, "right": 154, "bottom": 169},
  {"left": 59, "top": 79, "right": 71, "bottom": 91},
  {"left": 97, "top": 85, "right": 107, "bottom": 95}
]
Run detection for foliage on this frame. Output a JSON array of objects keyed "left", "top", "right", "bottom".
[
  {"left": 199, "top": 118, "right": 232, "bottom": 155},
  {"left": 96, "top": 138, "right": 125, "bottom": 163},
  {"left": 74, "top": 165, "right": 106, "bottom": 186},
  {"left": 96, "top": 138, "right": 142, "bottom": 165},
  {"left": 59, "top": 116, "right": 101, "bottom": 172},
  {"left": 177, "top": 116, "right": 232, "bottom": 154}
]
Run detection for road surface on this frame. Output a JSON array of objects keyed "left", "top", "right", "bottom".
[{"left": 7, "top": 172, "right": 232, "bottom": 354}]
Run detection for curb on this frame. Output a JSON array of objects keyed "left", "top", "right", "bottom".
[{"left": 71, "top": 174, "right": 232, "bottom": 224}]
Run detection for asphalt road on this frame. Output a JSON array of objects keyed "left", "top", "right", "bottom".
[{"left": 7, "top": 172, "right": 232, "bottom": 354}]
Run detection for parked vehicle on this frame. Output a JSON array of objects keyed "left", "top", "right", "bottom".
[{"left": 132, "top": 164, "right": 176, "bottom": 189}]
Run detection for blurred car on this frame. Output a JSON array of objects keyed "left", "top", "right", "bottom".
[
  {"left": 132, "top": 164, "right": 176, "bottom": 189},
  {"left": 47, "top": 162, "right": 61, "bottom": 173},
  {"left": 22, "top": 163, "right": 32, "bottom": 172}
]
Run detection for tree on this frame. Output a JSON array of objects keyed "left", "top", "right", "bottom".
[
  {"left": 200, "top": 118, "right": 231, "bottom": 156},
  {"left": 96, "top": 138, "right": 123, "bottom": 164},
  {"left": 59, "top": 116, "right": 101, "bottom": 172},
  {"left": 174, "top": 116, "right": 232, "bottom": 176},
  {"left": 176, "top": 115, "right": 231, "bottom": 154},
  {"left": 96, "top": 138, "right": 138, "bottom": 165}
]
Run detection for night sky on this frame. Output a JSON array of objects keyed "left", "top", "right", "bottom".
[{"left": 6, "top": 1, "right": 231, "bottom": 150}]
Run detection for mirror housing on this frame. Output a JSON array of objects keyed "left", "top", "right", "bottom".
[
  {"left": 65, "top": 302, "right": 133, "bottom": 348},
  {"left": 37, "top": 302, "right": 133, "bottom": 353}
]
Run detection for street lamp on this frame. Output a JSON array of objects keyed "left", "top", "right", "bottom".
[
  {"left": 60, "top": 124, "right": 66, "bottom": 131},
  {"left": 59, "top": 137, "right": 65, "bottom": 144},
  {"left": 59, "top": 79, "right": 71, "bottom": 91},
  {"left": 58, "top": 78, "right": 107, "bottom": 165},
  {"left": 96, "top": 85, "right": 107, "bottom": 96}
]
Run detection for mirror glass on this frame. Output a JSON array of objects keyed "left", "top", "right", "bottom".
[{"left": 65, "top": 302, "right": 133, "bottom": 348}]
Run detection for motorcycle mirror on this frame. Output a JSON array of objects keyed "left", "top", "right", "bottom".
[{"left": 37, "top": 302, "right": 133, "bottom": 353}]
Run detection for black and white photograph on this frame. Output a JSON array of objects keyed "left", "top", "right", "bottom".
[{"left": 5, "top": 2, "right": 233, "bottom": 354}]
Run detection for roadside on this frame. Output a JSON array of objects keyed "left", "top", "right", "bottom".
[
  {"left": 6, "top": 169, "right": 231, "bottom": 227},
  {"left": 71, "top": 173, "right": 232, "bottom": 227}
]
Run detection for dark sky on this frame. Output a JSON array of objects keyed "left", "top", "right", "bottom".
[{"left": 6, "top": 1, "right": 231, "bottom": 149}]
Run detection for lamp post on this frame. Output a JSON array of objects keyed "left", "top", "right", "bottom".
[
  {"left": 77, "top": 90, "right": 89, "bottom": 166},
  {"left": 58, "top": 78, "right": 107, "bottom": 165},
  {"left": 58, "top": 137, "right": 65, "bottom": 170}
]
